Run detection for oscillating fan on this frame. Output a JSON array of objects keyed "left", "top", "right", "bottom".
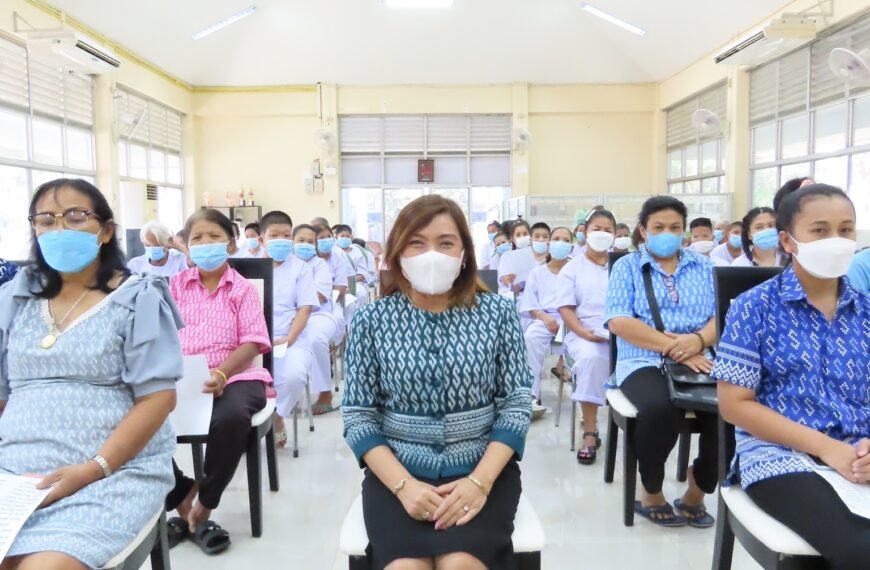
[
  {"left": 314, "top": 128, "right": 338, "bottom": 152},
  {"left": 513, "top": 127, "right": 533, "bottom": 154},
  {"left": 828, "top": 48, "right": 870, "bottom": 87},
  {"left": 691, "top": 109, "right": 725, "bottom": 137}
]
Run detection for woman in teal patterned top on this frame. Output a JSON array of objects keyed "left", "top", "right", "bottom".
[{"left": 342, "top": 195, "right": 532, "bottom": 570}]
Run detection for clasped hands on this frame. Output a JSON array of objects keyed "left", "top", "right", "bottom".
[
  {"left": 397, "top": 477, "right": 488, "bottom": 530},
  {"left": 661, "top": 331, "right": 712, "bottom": 374}
]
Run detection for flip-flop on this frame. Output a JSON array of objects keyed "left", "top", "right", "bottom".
[
  {"left": 311, "top": 403, "right": 340, "bottom": 415},
  {"left": 633, "top": 501, "right": 689, "bottom": 527},
  {"left": 166, "top": 517, "right": 189, "bottom": 549},
  {"left": 674, "top": 498, "right": 716, "bottom": 528},
  {"left": 190, "top": 520, "right": 231, "bottom": 555}
]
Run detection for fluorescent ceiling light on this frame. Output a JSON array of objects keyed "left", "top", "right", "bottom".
[
  {"left": 384, "top": 0, "right": 454, "bottom": 8},
  {"left": 192, "top": 6, "right": 257, "bottom": 40},
  {"left": 580, "top": 3, "right": 646, "bottom": 36}
]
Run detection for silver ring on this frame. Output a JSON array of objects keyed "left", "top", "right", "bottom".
[
  {"left": 677, "top": 351, "right": 684, "bottom": 356},
  {"left": 463, "top": 505, "right": 470, "bottom": 513},
  {"left": 423, "top": 511, "right": 431, "bottom": 521}
]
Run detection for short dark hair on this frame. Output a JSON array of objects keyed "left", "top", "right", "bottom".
[
  {"left": 183, "top": 208, "right": 235, "bottom": 243},
  {"left": 740, "top": 207, "right": 776, "bottom": 260},
  {"left": 510, "top": 220, "right": 531, "bottom": 238},
  {"left": 487, "top": 221, "right": 502, "bottom": 231},
  {"left": 28, "top": 178, "right": 129, "bottom": 299},
  {"left": 244, "top": 222, "right": 261, "bottom": 234},
  {"left": 729, "top": 221, "right": 743, "bottom": 231},
  {"left": 776, "top": 183, "right": 853, "bottom": 235},
  {"left": 773, "top": 177, "right": 813, "bottom": 212},
  {"left": 292, "top": 224, "right": 317, "bottom": 238},
  {"left": 689, "top": 217, "right": 713, "bottom": 231},
  {"left": 260, "top": 211, "right": 293, "bottom": 233},
  {"left": 332, "top": 224, "right": 352, "bottom": 235},
  {"left": 313, "top": 224, "right": 331, "bottom": 237},
  {"left": 632, "top": 196, "right": 688, "bottom": 249},
  {"left": 352, "top": 238, "right": 367, "bottom": 248},
  {"left": 615, "top": 223, "right": 630, "bottom": 232},
  {"left": 311, "top": 216, "right": 331, "bottom": 228},
  {"left": 530, "top": 222, "right": 551, "bottom": 235}
]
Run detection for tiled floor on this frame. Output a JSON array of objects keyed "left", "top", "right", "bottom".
[{"left": 155, "top": 363, "right": 765, "bottom": 570}]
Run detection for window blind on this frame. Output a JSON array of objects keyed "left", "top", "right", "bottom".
[
  {"left": 750, "top": 62, "right": 777, "bottom": 125},
  {"left": 666, "top": 83, "right": 726, "bottom": 149},
  {"left": 427, "top": 116, "right": 468, "bottom": 153},
  {"left": 470, "top": 115, "right": 512, "bottom": 153},
  {"left": 0, "top": 36, "right": 28, "bottom": 111},
  {"left": 810, "top": 14, "right": 870, "bottom": 107},
  {"left": 340, "top": 115, "right": 512, "bottom": 155},
  {"left": 383, "top": 116, "right": 424, "bottom": 154},
  {"left": 339, "top": 116, "right": 382, "bottom": 154},
  {"left": 27, "top": 56, "right": 93, "bottom": 127},
  {"left": 116, "top": 86, "right": 184, "bottom": 151}
]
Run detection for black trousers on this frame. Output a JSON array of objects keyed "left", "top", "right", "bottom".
[
  {"left": 748, "top": 473, "right": 870, "bottom": 570},
  {"left": 166, "top": 380, "right": 266, "bottom": 511},
  {"left": 620, "top": 366, "right": 718, "bottom": 495}
]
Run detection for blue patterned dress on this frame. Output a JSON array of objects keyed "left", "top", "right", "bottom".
[{"left": 0, "top": 268, "right": 184, "bottom": 568}]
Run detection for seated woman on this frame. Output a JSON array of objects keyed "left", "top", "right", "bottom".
[
  {"left": 343, "top": 195, "right": 532, "bottom": 570},
  {"left": 477, "top": 221, "right": 502, "bottom": 270},
  {"left": 732, "top": 207, "right": 787, "bottom": 267},
  {"left": 127, "top": 219, "right": 189, "bottom": 277},
  {"left": 606, "top": 196, "right": 719, "bottom": 528},
  {"left": 315, "top": 224, "right": 350, "bottom": 340},
  {"left": 498, "top": 221, "right": 548, "bottom": 329},
  {"left": 715, "top": 184, "right": 869, "bottom": 570},
  {"left": 555, "top": 209, "right": 616, "bottom": 465},
  {"left": 167, "top": 209, "right": 273, "bottom": 554},
  {"left": 0, "top": 179, "right": 182, "bottom": 570},
  {"left": 486, "top": 231, "right": 512, "bottom": 272}
]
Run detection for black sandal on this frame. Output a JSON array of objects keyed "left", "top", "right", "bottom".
[
  {"left": 190, "top": 521, "right": 231, "bottom": 555},
  {"left": 166, "top": 517, "right": 189, "bottom": 549},
  {"left": 576, "top": 431, "right": 602, "bottom": 465}
]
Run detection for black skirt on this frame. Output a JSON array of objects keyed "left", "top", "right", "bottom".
[{"left": 362, "top": 460, "right": 522, "bottom": 570}]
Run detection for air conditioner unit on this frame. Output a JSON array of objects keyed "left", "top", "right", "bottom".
[
  {"left": 26, "top": 29, "right": 120, "bottom": 74},
  {"left": 714, "top": 15, "right": 817, "bottom": 66}
]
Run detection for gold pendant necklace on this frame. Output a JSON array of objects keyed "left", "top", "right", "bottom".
[{"left": 42, "top": 289, "right": 91, "bottom": 350}]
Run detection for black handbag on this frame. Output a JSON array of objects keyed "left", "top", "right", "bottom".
[{"left": 641, "top": 264, "right": 718, "bottom": 413}]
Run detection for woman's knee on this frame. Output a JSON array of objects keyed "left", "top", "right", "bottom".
[
  {"left": 13, "top": 553, "right": 86, "bottom": 570},
  {"left": 434, "top": 552, "right": 486, "bottom": 570},
  {"left": 385, "top": 558, "right": 434, "bottom": 570}
]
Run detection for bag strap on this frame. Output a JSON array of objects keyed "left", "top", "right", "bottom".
[{"left": 641, "top": 263, "right": 665, "bottom": 333}]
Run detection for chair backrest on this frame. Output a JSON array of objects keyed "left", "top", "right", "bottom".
[
  {"left": 713, "top": 265, "right": 783, "bottom": 481},
  {"left": 607, "top": 251, "right": 629, "bottom": 375},
  {"left": 479, "top": 269, "right": 498, "bottom": 293},
  {"left": 228, "top": 258, "right": 274, "bottom": 376}
]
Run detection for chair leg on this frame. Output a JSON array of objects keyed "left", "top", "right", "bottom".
[
  {"left": 677, "top": 426, "right": 691, "bottom": 483},
  {"left": 603, "top": 408, "right": 618, "bottom": 483},
  {"left": 306, "top": 380, "right": 315, "bottom": 432},
  {"left": 246, "top": 430, "right": 263, "bottom": 537},
  {"left": 515, "top": 552, "right": 541, "bottom": 570},
  {"left": 569, "top": 390, "right": 577, "bottom": 452},
  {"left": 191, "top": 443, "right": 205, "bottom": 482},
  {"left": 555, "top": 374, "right": 564, "bottom": 428},
  {"left": 349, "top": 555, "right": 371, "bottom": 570},
  {"left": 623, "top": 420, "right": 637, "bottom": 527},
  {"left": 711, "top": 493, "right": 734, "bottom": 570},
  {"left": 149, "top": 511, "right": 171, "bottom": 570},
  {"left": 293, "top": 407, "right": 300, "bottom": 458},
  {"left": 265, "top": 422, "right": 280, "bottom": 492}
]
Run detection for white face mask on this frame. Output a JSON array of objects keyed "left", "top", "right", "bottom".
[
  {"left": 613, "top": 237, "right": 632, "bottom": 250},
  {"left": 585, "top": 231, "right": 615, "bottom": 253},
  {"left": 689, "top": 240, "right": 716, "bottom": 255},
  {"left": 514, "top": 236, "right": 531, "bottom": 249},
  {"left": 400, "top": 250, "right": 464, "bottom": 295},
  {"left": 789, "top": 235, "right": 856, "bottom": 279}
]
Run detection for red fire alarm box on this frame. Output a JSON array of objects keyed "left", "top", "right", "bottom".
[{"left": 418, "top": 159, "right": 435, "bottom": 183}]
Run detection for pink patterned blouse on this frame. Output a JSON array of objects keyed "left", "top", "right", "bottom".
[{"left": 170, "top": 266, "right": 272, "bottom": 386}]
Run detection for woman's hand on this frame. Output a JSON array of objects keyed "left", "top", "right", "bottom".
[
  {"left": 203, "top": 370, "right": 226, "bottom": 397},
  {"left": 681, "top": 354, "right": 713, "bottom": 374},
  {"left": 663, "top": 332, "right": 704, "bottom": 362},
  {"left": 578, "top": 328, "right": 607, "bottom": 344},
  {"left": 852, "top": 439, "right": 870, "bottom": 484},
  {"left": 37, "top": 462, "right": 103, "bottom": 508},
  {"left": 500, "top": 274, "right": 516, "bottom": 287},
  {"left": 432, "top": 478, "right": 488, "bottom": 530},
  {"left": 820, "top": 439, "right": 860, "bottom": 483},
  {"left": 539, "top": 314, "right": 560, "bottom": 335},
  {"left": 396, "top": 479, "right": 444, "bottom": 522}
]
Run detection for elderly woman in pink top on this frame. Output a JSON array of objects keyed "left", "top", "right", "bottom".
[{"left": 166, "top": 209, "right": 272, "bottom": 555}]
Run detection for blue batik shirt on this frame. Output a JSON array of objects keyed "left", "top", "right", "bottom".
[
  {"left": 712, "top": 266, "right": 870, "bottom": 489},
  {"left": 604, "top": 247, "right": 716, "bottom": 386}
]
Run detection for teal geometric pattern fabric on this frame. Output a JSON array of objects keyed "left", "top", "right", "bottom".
[
  {"left": 712, "top": 266, "right": 870, "bottom": 489},
  {"left": 342, "top": 292, "right": 533, "bottom": 479}
]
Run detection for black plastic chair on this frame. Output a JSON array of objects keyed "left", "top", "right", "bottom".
[{"left": 100, "top": 510, "right": 171, "bottom": 569}]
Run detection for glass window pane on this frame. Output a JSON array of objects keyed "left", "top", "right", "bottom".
[
  {"left": 31, "top": 169, "right": 64, "bottom": 191},
  {"left": 470, "top": 157, "right": 510, "bottom": 186},
  {"left": 66, "top": 127, "right": 94, "bottom": 171},
  {"left": 813, "top": 156, "right": 848, "bottom": 190},
  {"left": 157, "top": 186, "right": 184, "bottom": 234},
  {"left": 433, "top": 157, "right": 467, "bottom": 185},
  {"left": 668, "top": 149, "right": 682, "bottom": 179},
  {"left": 430, "top": 188, "right": 469, "bottom": 219},
  {"left": 850, "top": 153, "right": 870, "bottom": 235},
  {"left": 814, "top": 103, "right": 847, "bottom": 154},
  {"left": 700, "top": 141, "right": 718, "bottom": 174},
  {"left": 118, "top": 143, "right": 128, "bottom": 177},
  {"left": 471, "top": 187, "right": 508, "bottom": 247},
  {"left": 167, "top": 153, "right": 182, "bottom": 185},
  {"left": 854, "top": 96, "right": 870, "bottom": 147},
  {"left": 753, "top": 124, "right": 777, "bottom": 164},
  {"left": 683, "top": 145, "right": 698, "bottom": 177},
  {"left": 149, "top": 149, "right": 166, "bottom": 182},
  {"left": 780, "top": 114, "right": 809, "bottom": 159},
  {"left": 384, "top": 188, "right": 424, "bottom": 243},
  {"left": 384, "top": 157, "right": 418, "bottom": 185},
  {"left": 780, "top": 162, "right": 811, "bottom": 184},
  {"left": 341, "top": 157, "right": 381, "bottom": 186},
  {"left": 701, "top": 177, "right": 719, "bottom": 193},
  {"left": 752, "top": 167, "right": 778, "bottom": 208},
  {"left": 0, "top": 109, "right": 28, "bottom": 160},
  {"left": 341, "top": 187, "right": 383, "bottom": 243},
  {"left": 129, "top": 144, "right": 147, "bottom": 179},
  {"left": 0, "top": 165, "right": 31, "bottom": 260},
  {"left": 32, "top": 119, "right": 63, "bottom": 166},
  {"left": 669, "top": 182, "right": 683, "bottom": 194}
]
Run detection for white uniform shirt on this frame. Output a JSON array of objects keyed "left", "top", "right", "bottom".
[
  {"left": 497, "top": 247, "right": 543, "bottom": 294},
  {"left": 306, "top": 256, "right": 335, "bottom": 314},
  {"left": 273, "top": 257, "right": 319, "bottom": 337},
  {"left": 731, "top": 251, "right": 786, "bottom": 267},
  {"left": 478, "top": 241, "right": 494, "bottom": 269},
  {"left": 127, "top": 251, "right": 188, "bottom": 278},
  {"left": 710, "top": 243, "right": 740, "bottom": 265},
  {"left": 518, "top": 264, "right": 564, "bottom": 318},
  {"left": 324, "top": 249, "right": 352, "bottom": 288},
  {"left": 554, "top": 253, "right": 609, "bottom": 333}
]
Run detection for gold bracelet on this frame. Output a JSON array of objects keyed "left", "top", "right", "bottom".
[
  {"left": 693, "top": 332, "right": 705, "bottom": 350},
  {"left": 467, "top": 475, "right": 490, "bottom": 496},
  {"left": 211, "top": 369, "right": 228, "bottom": 384}
]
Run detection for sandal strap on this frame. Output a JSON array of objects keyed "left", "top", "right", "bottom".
[{"left": 582, "top": 431, "right": 600, "bottom": 438}]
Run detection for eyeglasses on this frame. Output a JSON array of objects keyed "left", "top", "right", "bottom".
[
  {"left": 28, "top": 209, "right": 102, "bottom": 232},
  {"left": 662, "top": 275, "right": 680, "bottom": 304}
]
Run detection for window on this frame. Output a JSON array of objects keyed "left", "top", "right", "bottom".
[
  {"left": 666, "top": 83, "right": 727, "bottom": 195},
  {"left": 339, "top": 115, "right": 512, "bottom": 245},
  {"left": 749, "top": 13, "right": 870, "bottom": 228}
]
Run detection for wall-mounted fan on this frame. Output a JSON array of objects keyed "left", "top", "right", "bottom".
[
  {"left": 513, "top": 127, "right": 533, "bottom": 154},
  {"left": 692, "top": 108, "right": 726, "bottom": 138},
  {"left": 829, "top": 47, "right": 870, "bottom": 88},
  {"left": 314, "top": 128, "right": 338, "bottom": 152}
]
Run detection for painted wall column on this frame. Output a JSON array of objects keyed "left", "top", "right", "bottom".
[
  {"left": 725, "top": 67, "right": 751, "bottom": 218},
  {"left": 93, "top": 74, "right": 118, "bottom": 209},
  {"left": 512, "top": 82, "right": 529, "bottom": 198}
]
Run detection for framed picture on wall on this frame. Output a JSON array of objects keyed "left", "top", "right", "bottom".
[{"left": 418, "top": 159, "right": 434, "bottom": 183}]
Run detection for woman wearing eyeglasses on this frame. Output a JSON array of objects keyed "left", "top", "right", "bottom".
[
  {"left": 0, "top": 179, "right": 183, "bottom": 570},
  {"left": 605, "top": 196, "right": 719, "bottom": 529}
]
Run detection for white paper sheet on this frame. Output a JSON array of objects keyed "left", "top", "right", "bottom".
[
  {"left": 169, "top": 354, "right": 214, "bottom": 437},
  {"left": 499, "top": 249, "right": 538, "bottom": 287},
  {"left": 799, "top": 453, "right": 870, "bottom": 519},
  {"left": 0, "top": 474, "right": 51, "bottom": 560},
  {"left": 594, "top": 329, "right": 611, "bottom": 340},
  {"left": 272, "top": 343, "right": 288, "bottom": 359}
]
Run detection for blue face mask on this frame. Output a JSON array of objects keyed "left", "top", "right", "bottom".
[
  {"left": 246, "top": 237, "right": 260, "bottom": 250},
  {"left": 728, "top": 235, "right": 742, "bottom": 249},
  {"left": 549, "top": 241, "right": 572, "bottom": 260},
  {"left": 575, "top": 231, "right": 585, "bottom": 243},
  {"left": 495, "top": 243, "right": 512, "bottom": 255},
  {"left": 295, "top": 243, "right": 317, "bottom": 261},
  {"left": 337, "top": 237, "right": 353, "bottom": 249},
  {"left": 532, "top": 241, "right": 549, "bottom": 255},
  {"left": 38, "top": 229, "right": 101, "bottom": 273},
  {"left": 713, "top": 230, "right": 725, "bottom": 243},
  {"left": 752, "top": 228, "right": 779, "bottom": 250},
  {"left": 317, "top": 238, "right": 335, "bottom": 254},
  {"left": 189, "top": 242, "right": 228, "bottom": 271},
  {"left": 488, "top": 232, "right": 498, "bottom": 242},
  {"left": 145, "top": 246, "right": 166, "bottom": 262},
  {"left": 266, "top": 239, "right": 294, "bottom": 262},
  {"left": 645, "top": 232, "right": 683, "bottom": 258}
]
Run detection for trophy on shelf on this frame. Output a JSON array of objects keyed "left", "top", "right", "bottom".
[
  {"left": 247, "top": 188, "right": 255, "bottom": 207},
  {"left": 225, "top": 191, "right": 234, "bottom": 208},
  {"left": 238, "top": 188, "right": 246, "bottom": 207},
  {"left": 202, "top": 191, "right": 214, "bottom": 207}
]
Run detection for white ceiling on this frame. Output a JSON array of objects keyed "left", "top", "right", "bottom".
[{"left": 47, "top": 0, "right": 787, "bottom": 86}]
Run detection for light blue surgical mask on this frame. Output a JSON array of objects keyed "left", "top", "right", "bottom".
[
  {"left": 189, "top": 242, "right": 228, "bottom": 271},
  {"left": 295, "top": 243, "right": 317, "bottom": 261},
  {"left": 549, "top": 241, "right": 572, "bottom": 260},
  {"left": 752, "top": 228, "right": 779, "bottom": 250},
  {"left": 645, "top": 232, "right": 683, "bottom": 258},
  {"left": 266, "top": 239, "right": 294, "bottom": 262},
  {"left": 488, "top": 232, "right": 498, "bottom": 242},
  {"left": 337, "top": 237, "right": 353, "bottom": 249},
  {"left": 38, "top": 229, "right": 101, "bottom": 273},
  {"left": 246, "top": 237, "right": 260, "bottom": 250},
  {"left": 728, "top": 235, "right": 742, "bottom": 249},
  {"left": 495, "top": 243, "right": 512, "bottom": 255},
  {"left": 575, "top": 231, "right": 585, "bottom": 244},
  {"left": 713, "top": 230, "right": 725, "bottom": 243},
  {"left": 532, "top": 240, "right": 549, "bottom": 255},
  {"left": 317, "top": 238, "right": 335, "bottom": 254},
  {"left": 145, "top": 246, "right": 166, "bottom": 262}
]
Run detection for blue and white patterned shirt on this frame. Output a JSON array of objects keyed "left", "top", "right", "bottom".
[
  {"left": 604, "top": 247, "right": 716, "bottom": 386},
  {"left": 712, "top": 266, "right": 870, "bottom": 489},
  {"left": 342, "top": 292, "right": 533, "bottom": 479}
]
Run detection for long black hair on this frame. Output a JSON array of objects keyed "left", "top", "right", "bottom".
[
  {"left": 773, "top": 177, "right": 813, "bottom": 212},
  {"left": 28, "top": 178, "right": 129, "bottom": 299},
  {"left": 631, "top": 196, "right": 687, "bottom": 249},
  {"left": 740, "top": 207, "right": 775, "bottom": 261},
  {"left": 586, "top": 208, "right": 617, "bottom": 229},
  {"left": 776, "top": 183, "right": 854, "bottom": 234}
]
